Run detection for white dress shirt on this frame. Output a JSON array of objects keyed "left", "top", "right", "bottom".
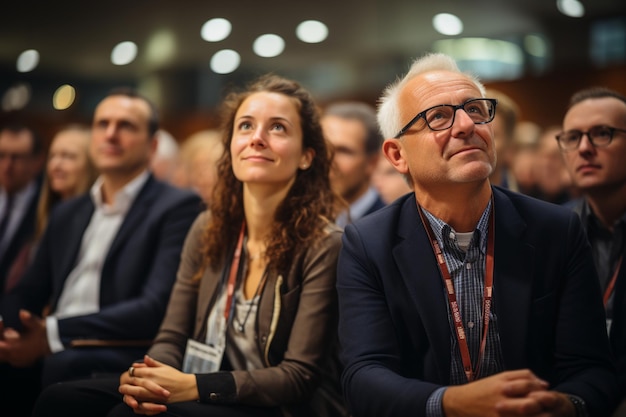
[{"left": 336, "top": 186, "right": 380, "bottom": 228}]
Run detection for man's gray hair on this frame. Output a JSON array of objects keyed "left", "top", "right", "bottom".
[{"left": 377, "top": 53, "right": 486, "bottom": 139}]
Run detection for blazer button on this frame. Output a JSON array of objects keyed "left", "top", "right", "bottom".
[{"left": 210, "top": 392, "right": 218, "bottom": 401}]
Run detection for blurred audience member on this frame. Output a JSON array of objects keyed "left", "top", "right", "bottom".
[
  {"left": 486, "top": 89, "right": 520, "bottom": 191},
  {"left": 534, "top": 125, "right": 574, "bottom": 204},
  {"left": 0, "top": 123, "right": 45, "bottom": 295},
  {"left": 510, "top": 121, "right": 541, "bottom": 196},
  {"left": 171, "top": 129, "right": 224, "bottom": 204},
  {"left": 150, "top": 129, "right": 179, "bottom": 183},
  {"left": 322, "top": 101, "right": 384, "bottom": 226},
  {"left": 557, "top": 87, "right": 626, "bottom": 406},
  {"left": 371, "top": 150, "right": 412, "bottom": 204},
  {"left": 4, "top": 124, "right": 98, "bottom": 292}
]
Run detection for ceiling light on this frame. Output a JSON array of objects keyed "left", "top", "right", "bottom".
[
  {"left": 524, "top": 34, "right": 548, "bottom": 57},
  {"left": 296, "top": 20, "right": 329, "bottom": 43},
  {"left": 253, "top": 34, "right": 285, "bottom": 58},
  {"left": 111, "top": 41, "right": 138, "bottom": 66},
  {"left": 210, "top": 49, "right": 240, "bottom": 74},
  {"left": 557, "top": 0, "right": 585, "bottom": 18},
  {"left": 53, "top": 84, "right": 76, "bottom": 110},
  {"left": 433, "top": 38, "right": 524, "bottom": 80},
  {"left": 146, "top": 29, "right": 176, "bottom": 65},
  {"left": 201, "top": 18, "right": 232, "bottom": 42},
  {"left": 16, "top": 49, "right": 39, "bottom": 73},
  {"left": 2, "top": 83, "right": 31, "bottom": 111},
  {"left": 433, "top": 13, "right": 463, "bottom": 36}
]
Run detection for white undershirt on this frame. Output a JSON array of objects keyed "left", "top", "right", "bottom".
[
  {"left": 46, "top": 171, "right": 149, "bottom": 353},
  {"left": 455, "top": 231, "right": 474, "bottom": 252}
]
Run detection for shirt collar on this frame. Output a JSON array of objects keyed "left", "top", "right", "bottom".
[
  {"left": 580, "top": 198, "right": 626, "bottom": 234},
  {"left": 1, "top": 180, "right": 37, "bottom": 205},
  {"left": 349, "top": 187, "right": 380, "bottom": 221},
  {"left": 90, "top": 170, "right": 150, "bottom": 214},
  {"left": 421, "top": 199, "right": 492, "bottom": 255}
]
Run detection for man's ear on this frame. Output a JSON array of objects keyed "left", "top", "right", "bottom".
[{"left": 382, "top": 139, "right": 408, "bottom": 174}]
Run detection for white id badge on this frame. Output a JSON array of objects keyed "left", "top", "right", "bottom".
[{"left": 182, "top": 338, "right": 224, "bottom": 373}]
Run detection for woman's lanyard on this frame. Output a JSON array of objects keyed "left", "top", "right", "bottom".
[
  {"left": 604, "top": 255, "right": 623, "bottom": 307},
  {"left": 223, "top": 222, "right": 246, "bottom": 323},
  {"left": 417, "top": 202, "right": 495, "bottom": 383}
]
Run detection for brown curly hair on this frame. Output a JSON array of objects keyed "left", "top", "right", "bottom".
[{"left": 198, "top": 74, "right": 339, "bottom": 275}]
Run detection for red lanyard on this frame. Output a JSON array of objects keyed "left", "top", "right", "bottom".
[
  {"left": 604, "top": 256, "right": 622, "bottom": 307},
  {"left": 224, "top": 222, "right": 246, "bottom": 322},
  {"left": 418, "top": 202, "right": 495, "bottom": 383}
]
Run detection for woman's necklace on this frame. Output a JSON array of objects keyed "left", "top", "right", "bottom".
[{"left": 234, "top": 270, "right": 268, "bottom": 333}]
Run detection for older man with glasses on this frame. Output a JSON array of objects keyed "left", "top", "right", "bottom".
[
  {"left": 336, "top": 53, "right": 619, "bottom": 417},
  {"left": 557, "top": 87, "right": 626, "bottom": 415}
]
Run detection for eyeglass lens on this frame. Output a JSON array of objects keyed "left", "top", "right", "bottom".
[
  {"left": 426, "top": 99, "right": 495, "bottom": 130},
  {"left": 557, "top": 126, "right": 614, "bottom": 149}
]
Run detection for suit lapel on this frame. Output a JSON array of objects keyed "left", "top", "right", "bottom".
[
  {"left": 195, "top": 266, "right": 223, "bottom": 339},
  {"left": 52, "top": 196, "right": 94, "bottom": 306},
  {"left": 104, "top": 176, "right": 158, "bottom": 264},
  {"left": 393, "top": 197, "right": 452, "bottom": 381},
  {"left": 491, "top": 188, "right": 534, "bottom": 370}
]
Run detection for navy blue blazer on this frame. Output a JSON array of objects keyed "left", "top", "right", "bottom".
[
  {"left": 337, "top": 187, "right": 619, "bottom": 417},
  {"left": 0, "top": 175, "right": 203, "bottom": 345}
]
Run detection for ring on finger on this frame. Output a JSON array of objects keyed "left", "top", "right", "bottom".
[{"left": 129, "top": 366, "right": 135, "bottom": 377}]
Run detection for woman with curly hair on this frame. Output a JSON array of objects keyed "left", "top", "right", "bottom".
[{"left": 33, "top": 74, "right": 347, "bottom": 417}]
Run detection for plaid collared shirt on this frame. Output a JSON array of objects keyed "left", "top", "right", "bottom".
[{"left": 423, "top": 201, "right": 504, "bottom": 416}]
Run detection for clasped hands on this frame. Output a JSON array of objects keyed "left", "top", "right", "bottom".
[
  {"left": 119, "top": 355, "right": 199, "bottom": 416},
  {"left": 442, "top": 369, "right": 576, "bottom": 417},
  {"left": 0, "top": 309, "right": 49, "bottom": 367}
]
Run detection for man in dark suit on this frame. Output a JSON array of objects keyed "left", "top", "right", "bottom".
[
  {"left": 0, "top": 88, "right": 202, "bottom": 416},
  {"left": 0, "top": 123, "right": 44, "bottom": 293},
  {"left": 557, "top": 87, "right": 626, "bottom": 414},
  {"left": 336, "top": 53, "right": 619, "bottom": 417},
  {"left": 321, "top": 101, "right": 385, "bottom": 226}
]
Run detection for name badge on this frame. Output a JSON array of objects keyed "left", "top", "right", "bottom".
[{"left": 182, "top": 338, "right": 224, "bottom": 373}]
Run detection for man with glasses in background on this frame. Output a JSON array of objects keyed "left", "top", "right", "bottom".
[
  {"left": 0, "top": 123, "right": 44, "bottom": 294},
  {"left": 337, "top": 53, "right": 619, "bottom": 417},
  {"left": 557, "top": 87, "right": 626, "bottom": 415}
]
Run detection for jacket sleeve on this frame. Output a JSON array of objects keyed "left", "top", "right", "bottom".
[
  {"left": 148, "top": 211, "right": 209, "bottom": 366},
  {"left": 337, "top": 223, "right": 440, "bottom": 417}
]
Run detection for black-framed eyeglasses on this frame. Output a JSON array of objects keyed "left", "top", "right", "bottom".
[
  {"left": 555, "top": 125, "right": 626, "bottom": 151},
  {"left": 394, "top": 98, "right": 498, "bottom": 138}
]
